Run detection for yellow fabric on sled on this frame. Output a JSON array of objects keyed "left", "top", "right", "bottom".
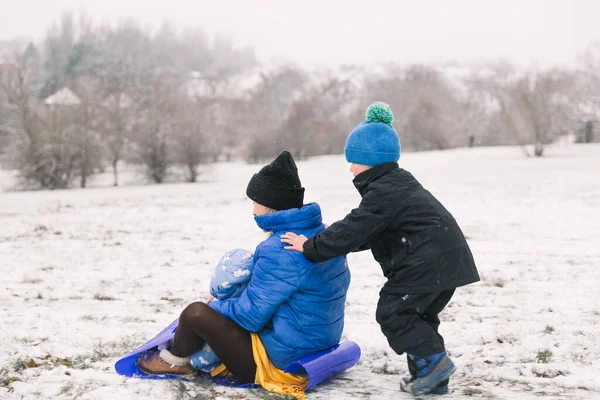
[
  {"left": 209, "top": 363, "right": 233, "bottom": 378},
  {"left": 210, "top": 333, "right": 309, "bottom": 399}
]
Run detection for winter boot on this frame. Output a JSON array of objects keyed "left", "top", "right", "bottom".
[
  {"left": 401, "top": 376, "right": 449, "bottom": 395},
  {"left": 400, "top": 352, "right": 455, "bottom": 395},
  {"left": 137, "top": 349, "right": 197, "bottom": 378},
  {"left": 402, "top": 353, "right": 449, "bottom": 394}
]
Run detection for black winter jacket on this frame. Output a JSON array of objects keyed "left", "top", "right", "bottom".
[{"left": 303, "top": 163, "right": 480, "bottom": 293}]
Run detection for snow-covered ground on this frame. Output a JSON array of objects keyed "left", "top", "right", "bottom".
[{"left": 1, "top": 144, "right": 599, "bottom": 400}]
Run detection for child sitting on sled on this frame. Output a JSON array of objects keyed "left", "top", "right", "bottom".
[{"left": 137, "top": 151, "right": 351, "bottom": 400}]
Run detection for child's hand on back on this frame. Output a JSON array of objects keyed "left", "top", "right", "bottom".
[{"left": 281, "top": 232, "right": 308, "bottom": 252}]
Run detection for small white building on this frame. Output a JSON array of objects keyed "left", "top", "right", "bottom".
[{"left": 44, "top": 87, "right": 81, "bottom": 106}]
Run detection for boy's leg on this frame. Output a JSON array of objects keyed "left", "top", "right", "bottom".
[
  {"left": 407, "top": 290, "right": 456, "bottom": 395},
  {"left": 422, "top": 289, "right": 455, "bottom": 348},
  {"left": 376, "top": 290, "right": 446, "bottom": 356},
  {"left": 376, "top": 288, "right": 455, "bottom": 395},
  {"left": 396, "top": 298, "right": 450, "bottom": 394},
  {"left": 410, "top": 289, "right": 455, "bottom": 394},
  {"left": 141, "top": 302, "right": 257, "bottom": 383}
]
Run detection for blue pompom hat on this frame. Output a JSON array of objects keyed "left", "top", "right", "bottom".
[{"left": 344, "top": 102, "right": 401, "bottom": 166}]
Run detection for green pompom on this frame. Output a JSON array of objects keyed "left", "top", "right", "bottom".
[{"left": 365, "top": 102, "right": 393, "bottom": 125}]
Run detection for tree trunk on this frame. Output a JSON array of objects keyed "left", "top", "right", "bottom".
[
  {"left": 80, "top": 156, "right": 87, "bottom": 188},
  {"left": 188, "top": 163, "right": 197, "bottom": 183},
  {"left": 152, "top": 168, "right": 164, "bottom": 184},
  {"left": 80, "top": 148, "right": 88, "bottom": 188},
  {"left": 112, "top": 159, "right": 119, "bottom": 187},
  {"left": 534, "top": 142, "right": 544, "bottom": 157},
  {"left": 585, "top": 121, "right": 594, "bottom": 143}
]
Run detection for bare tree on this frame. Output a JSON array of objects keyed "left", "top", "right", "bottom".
[
  {"left": 473, "top": 66, "right": 575, "bottom": 156},
  {"left": 574, "top": 41, "right": 600, "bottom": 143},
  {"left": 40, "top": 104, "right": 79, "bottom": 189},
  {"left": 71, "top": 79, "right": 104, "bottom": 188},
  {"left": 240, "top": 66, "right": 309, "bottom": 162},
  {"left": 171, "top": 116, "right": 207, "bottom": 183},
  {"left": 460, "top": 81, "right": 501, "bottom": 147},
  {"left": 288, "top": 68, "right": 361, "bottom": 157},
  {"left": 0, "top": 46, "right": 66, "bottom": 188},
  {"left": 93, "top": 20, "right": 153, "bottom": 186},
  {"left": 41, "top": 16, "right": 104, "bottom": 188},
  {"left": 41, "top": 12, "right": 76, "bottom": 99},
  {"left": 363, "top": 64, "right": 471, "bottom": 152},
  {"left": 0, "top": 62, "right": 17, "bottom": 154},
  {"left": 183, "top": 70, "right": 240, "bottom": 162},
  {"left": 130, "top": 71, "right": 181, "bottom": 184},
  {"left": 99, "top": 92, "right": 131, "bottom": 186},
  {"left": 170, "top": 93, "right": 212, "bottom": 183}
]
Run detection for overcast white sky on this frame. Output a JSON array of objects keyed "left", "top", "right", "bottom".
[{"left": 2, "top": 0, "right": 600, "bottom": 68}]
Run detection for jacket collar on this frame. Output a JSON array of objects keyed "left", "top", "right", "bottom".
[
  {"left": 353, "top": 162, "right": 398, "bottom": 195},
  {"left": 254, "top": 202, "right": 322, "bottom": 233}
]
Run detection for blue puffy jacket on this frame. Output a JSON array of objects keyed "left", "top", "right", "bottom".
[{"left": 209, "top": 202, "right": 351, "bottom": 369}]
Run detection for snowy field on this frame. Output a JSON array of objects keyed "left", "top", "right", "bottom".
[{"left": 1, "top": 144, "right": 599, "bottom": 400}]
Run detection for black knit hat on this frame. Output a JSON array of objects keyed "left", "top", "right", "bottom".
[{"left": 246, "top": 151, "right": 305, "bottom": 210}]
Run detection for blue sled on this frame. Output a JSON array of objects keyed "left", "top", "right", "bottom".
[{"left": 114, "top": 318, "right": 361, "bottom": 390}]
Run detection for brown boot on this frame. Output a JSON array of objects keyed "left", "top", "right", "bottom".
[{"left": 137, "top": 349, "right": 197, "bottom": 378}]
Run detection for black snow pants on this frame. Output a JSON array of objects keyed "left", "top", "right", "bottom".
[{"left": 376, "top": 288, "right": 455, "bottom": 358}]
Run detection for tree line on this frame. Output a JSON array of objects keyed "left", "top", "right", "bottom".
[{"left": 1, "top": 13, "right": 599, "bottom": 190}]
